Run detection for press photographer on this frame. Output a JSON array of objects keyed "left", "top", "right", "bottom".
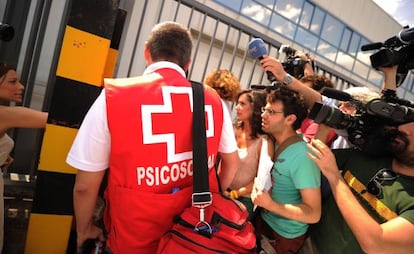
[{"left": 309, "top": 85, "right": 414, "bottom": 155}]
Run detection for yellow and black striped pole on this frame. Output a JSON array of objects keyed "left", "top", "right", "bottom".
[{"left": 24, "top": 1, "right": 125, "bottom": 253}]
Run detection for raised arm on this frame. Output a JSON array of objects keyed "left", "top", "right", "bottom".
[
  {"left": 260, "top": 55, "right": 322, "bottom": 108},
  {"left": 379, "top": 65, "right": 398, "bottom": 92}
]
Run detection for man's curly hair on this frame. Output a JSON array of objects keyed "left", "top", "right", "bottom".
[
  {"left": 203, "top": 69, "right": 241, "bottom": 101},
  {"left": 267, "top": 87, "right": 308, "bottom": 130}
]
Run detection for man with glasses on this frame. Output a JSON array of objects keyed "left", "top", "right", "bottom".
[
  {"left": 259, "top": 56, "right": 414, "bottom": 253},
  {"left": 251, "top": 87, "right": 321, "bottom": 254}
]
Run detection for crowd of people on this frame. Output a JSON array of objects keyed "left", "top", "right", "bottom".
[
  {"left": 1, "top": 20, "right": 413, "bottom": 254},
  {"left": 258, "top": 55, "right": 414, "bottom": 254}
]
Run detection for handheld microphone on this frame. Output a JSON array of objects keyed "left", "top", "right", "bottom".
[
  {"left": 247, "top": 38, "right": 277, "bottom": 82},
  {"left": 321, "top": 87, "right": 352, "bottom": 102}
]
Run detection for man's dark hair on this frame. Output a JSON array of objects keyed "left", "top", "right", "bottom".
[
  {"left": 300, "top": 74, "right": 334, "bottom": 92},
  {"left": 267, "top": 87, "right": 308, "bottom": 130},
  {"left": 146, "top": 21, "right": 193, "bottom": 69}
]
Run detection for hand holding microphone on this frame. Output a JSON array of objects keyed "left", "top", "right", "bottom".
[
  {"left": 247, "top": 38, "right": 277, "bottom": 83},
  {"left": 248, "top": 38, "right": 292, "bottom": 87}
]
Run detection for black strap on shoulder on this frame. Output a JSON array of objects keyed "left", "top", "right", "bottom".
[
  {"left": 191, "top": 81, "right": 212, "bottom": 206},
  {"left": 273, "top": 135, "right": 303, "bottom": 161}
]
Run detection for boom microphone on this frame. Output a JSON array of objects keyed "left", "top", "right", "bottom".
[
  {"left": 321, "top": 87, "right": 352, "bottom": 102},
  {"left": 247, "top": 38, "right": 277, "bottom": 82},
  {"left": 250, "top": 84, "right": 269, "bottom": 90},
  {"left": 361, "top": 42, "right": 384, "bottom": 51},
  {"left": 361, "top": 27, "right": 414, "bottom": 52},
  {"left": 250, "top": 82, "right": 283, "bottom": 91}
]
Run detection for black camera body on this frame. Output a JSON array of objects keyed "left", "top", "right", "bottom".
[
  {"left": 282, "top": 57, "right": 308, "bottom": 79},
  {"left": 279, "top": 45, "right": 310, "bottom": 79},
  {"left": 370, "top": 47, "right": 401, "bottom": 68},
  {"left": 0, "top": 23, "right": 14, "bottom": 42},
  {"left": 362, "top": 26, "right": 414, "bottom": 86},
  {"left": 309, "top": 89, "right": 414, "bottom": 156},
  {"left": 310, "top": 26, "right": 414, "bottom": 155}
]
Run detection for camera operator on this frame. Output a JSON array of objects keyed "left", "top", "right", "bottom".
[
  {"left": 307, "top": 120, "right": 414, "bottom": 253},
  {"left": 314, "top": 65, "right": 396, "bottom": 150},
  {"left": 259, "top": 57, "right": 414, "bottom": 253},
  {"left": 315, "top": 85, "right": 380, "bottom": 149}
]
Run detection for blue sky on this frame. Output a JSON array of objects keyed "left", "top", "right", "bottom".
[{"left": 373, "top": 0, "right": 414, "bottom": 27}]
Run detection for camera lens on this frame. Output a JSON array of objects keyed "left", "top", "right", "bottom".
[{"left": 0, "top": 23, "right": 15, "bottom": 42}]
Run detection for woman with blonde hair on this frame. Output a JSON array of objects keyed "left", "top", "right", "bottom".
[{"left": 204, "top": 69, "right": 241, "bottom": 113}]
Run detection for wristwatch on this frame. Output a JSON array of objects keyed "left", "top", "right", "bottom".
[{"left": 283, "top": 73, "right": 293, "bottom": 86}]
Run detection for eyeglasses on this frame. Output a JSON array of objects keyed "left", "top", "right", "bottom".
[
  {"left": 261, "top": 107, "right": 283, "bottom": 116},
  {"left": 366, "top": 168, "right": 397, "bottom": 197}
]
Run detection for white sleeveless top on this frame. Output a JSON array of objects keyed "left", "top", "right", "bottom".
[{"left": 0, "top": 134, "right": 14, "bottom": 166}]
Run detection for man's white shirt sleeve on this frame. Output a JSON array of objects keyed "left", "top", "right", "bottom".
[
  {"left": 66, "top": 90, "right": 110, "bottom": 172},
  {"left": 218, "top": 99, "right": 237, "bottom": 154}
]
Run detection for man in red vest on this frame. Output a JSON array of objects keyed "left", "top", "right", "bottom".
[{"left": 67, "top": 21, "right": 239, "bottom": 253}]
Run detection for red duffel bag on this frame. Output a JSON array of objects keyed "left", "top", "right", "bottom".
[
  {"left": 156, "top": 192, "right": 257, "bottom": 254},
  {"left": 157, "top": 83, "right": 257, "bottom": 253}
]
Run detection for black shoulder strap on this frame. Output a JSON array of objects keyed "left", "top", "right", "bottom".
[
  {"left": 273, "top": 135, "right": 303, "bottom": 161},
  {"left": 191, "top": 81, "right": 212, "bottom": 206}
]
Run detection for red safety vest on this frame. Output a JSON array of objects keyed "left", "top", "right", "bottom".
[{"left": 104, "top": 68, "right": 223, "bottom": 253}]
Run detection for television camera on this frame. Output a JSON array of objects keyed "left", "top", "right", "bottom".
[
  {"left": 361, "top": 26, "right": 414, "bottom": 86},
  {"left": 309, "top": 87, "right": 414, "bottom": 156},
  {"left": 310, "top": 27, "right": 414, "bottom": 156},
  {"left": 279, "top": 45, "right": 313, "bottom": 80}
]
